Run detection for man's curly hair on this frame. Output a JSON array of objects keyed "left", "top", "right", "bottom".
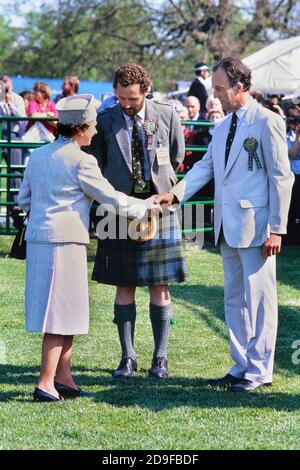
[{"left": 115, "top": 63, "right": 151, "bottom": 93}]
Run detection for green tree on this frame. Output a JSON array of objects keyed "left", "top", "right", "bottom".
[
  {"left": 0, "top": 15, "right": 17, "bottom": 72},
  {"left": 5, "top": 1, "right": 158, "bottom": 80},
  {"left": 3, "top": 0, "right": 300, "bottom": 91},
  {"left": 148, "top": 0, "right": 300, "bottom": 62}
]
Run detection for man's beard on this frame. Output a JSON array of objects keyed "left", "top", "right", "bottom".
[
  {"left": 121, "top": 99, "right": 144, "bottom": 117},
  {"left": 122, "top": 107, "right": 137, "bottom": 116}
]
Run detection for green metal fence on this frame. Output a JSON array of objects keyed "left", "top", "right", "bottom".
[
  {"left": 0, "top": 116, "right": 57, "bottom": 235},
  {"left": 179, "top": 119, "right": 214, "bottom": 236},
  {"left": 0, "top": 116, "right": 214, "bottom": 237}
]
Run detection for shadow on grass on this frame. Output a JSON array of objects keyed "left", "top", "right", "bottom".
[
  {"left": 92, "top": 377, "right": 300, "bottom": 412},
  {"left": 170, "top": 283, "right": 226, "bottom": 340},
  {"left": 1, "top": 364, "right": 300, "bottom": 412},
  {"left": 0, "top": 364, "right": 113, "bottom": 402},
  {"left": 170, "top": 282, "right": 300, "bottom": 375},
  {"left": 0, "top": 363, "right": 112, "bottom": 383}
]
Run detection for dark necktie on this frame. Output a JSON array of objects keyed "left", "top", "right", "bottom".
[
  {"left": 225, "top": 112, "right": 238, "bottom": 167},
  {"left": 131, "top": 116, "right": 148, "bottom": 193}
]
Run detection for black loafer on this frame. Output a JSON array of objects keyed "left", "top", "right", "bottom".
[
  {"left": 206, "top": 373, "right": 242, "bottom": 388},
  {"left": 54, "top": 382, "right": 91, "bottom": 398},
  {"left": 112, "top": 357, "right": 137, "bottom": 378},
  {"left": 148, "top": 357, "right": 168, "bottom": 378},
  {"left": 33, "top": 387, "right": 63, "bottom": 402},
  {"left": 229, "top": 379, "right": 272, "bottom": 392}
]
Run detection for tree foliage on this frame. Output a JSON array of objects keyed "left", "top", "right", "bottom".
[
  {"left": 148, "top": 0, "right": 300, "bottom": 61},
  {"left": 4, "top": 1, "right": 157, "bottom": 80},
  {"left": 1, "top": 0, "right": 299, "bottom": 91},
  {"left": 0, "top": 15, "right": 16, "bottom": 69}
]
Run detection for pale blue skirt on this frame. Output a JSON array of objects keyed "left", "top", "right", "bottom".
[{"left": 25, "top": 242, "right": 89, "bottom": 334}]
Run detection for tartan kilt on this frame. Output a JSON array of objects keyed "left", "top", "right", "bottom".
[{"left": 92, "top": 211, "right": 187, "bottom": 287}]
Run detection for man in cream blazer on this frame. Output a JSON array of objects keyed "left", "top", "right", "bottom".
[{"left": 156, "top": 57, "right": 294, "bottom": 392}]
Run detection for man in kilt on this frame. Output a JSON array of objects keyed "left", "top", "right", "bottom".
[{"left": 90, "top": 63, "right": 187, "bottom": 378}]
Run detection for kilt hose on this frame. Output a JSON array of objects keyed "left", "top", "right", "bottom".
[{"left": 92, "top": 210, "right": 188, "bottom": 287}]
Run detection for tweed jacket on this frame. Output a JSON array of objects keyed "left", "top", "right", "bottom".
[
  {"left": 89, "top": 98, "right": 185, "bottom": 195},
  {"left": 17, "top": 138, "right": 149, "bottom": 244},
  {"left": 172, "top": 96, "right": 294, "bottom": 248}
]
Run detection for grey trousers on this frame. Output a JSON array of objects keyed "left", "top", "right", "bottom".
[{"left": 221, "top": 240, "right": 277, "bottom": 383}]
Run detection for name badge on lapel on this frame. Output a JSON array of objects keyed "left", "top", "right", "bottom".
[{"left": 156, "top": 147, "right": 169, "bottom": 166}]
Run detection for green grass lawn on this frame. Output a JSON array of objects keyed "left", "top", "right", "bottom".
[{"left": 0, "top": 236, "right": 300, "bottom": 450}]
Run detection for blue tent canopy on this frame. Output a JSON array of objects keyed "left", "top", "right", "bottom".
[{"left": 11, "top": 76, "right": 113, "bottom": 101}]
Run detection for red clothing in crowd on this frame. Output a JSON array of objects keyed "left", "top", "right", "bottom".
[{"left": 27, "top": 100, "right": 58, "bottom": 133}]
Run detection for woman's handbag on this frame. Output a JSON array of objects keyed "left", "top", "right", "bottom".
[{"left": 10, "top": 212, "right": 29, "bottom": 260}]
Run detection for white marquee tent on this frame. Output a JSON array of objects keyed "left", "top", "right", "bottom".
[{"left": 243, "top": 36, "right": 300, "bottom": 95}]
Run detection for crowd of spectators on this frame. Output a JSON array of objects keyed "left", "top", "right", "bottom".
[{"left": 0, "top": 75, "right": 77, "bottom": 227}]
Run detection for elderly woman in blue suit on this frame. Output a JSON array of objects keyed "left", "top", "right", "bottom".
[{"left": 17, "top": 94, "right": 153, "bottom": 402}]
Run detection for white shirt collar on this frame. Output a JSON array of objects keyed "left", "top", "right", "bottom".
[
  {"left": 197, "top": 76, "right": 206, "bottom": 85},
  {"left": 235, "top": 94, "right": 252, "bottom": 120}
]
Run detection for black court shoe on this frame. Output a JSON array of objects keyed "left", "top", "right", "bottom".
[
  {"left": 54, "top": 382, "right": 92, "bottom": 399},
  {"left": 33, "top": 387, "right": 63, "bottom": 402}
]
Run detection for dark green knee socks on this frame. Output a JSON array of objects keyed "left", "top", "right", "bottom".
[
  {"left": 114, "top": 303, "right": 136, "bottom": 359},
  {"left": 149, "top": 303, "right": 172, "bottom": 359}
]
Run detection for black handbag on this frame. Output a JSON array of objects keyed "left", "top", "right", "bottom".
[{"left": 10, "top": 212, "right": 29, "bottom": 260}]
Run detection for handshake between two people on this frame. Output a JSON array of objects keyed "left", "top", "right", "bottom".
[
  {"left": 146, "top": 192, "right": 177, "bottom": 218},
  {"left": 126, "top": 193, "right": 178, "bottom": 243}
]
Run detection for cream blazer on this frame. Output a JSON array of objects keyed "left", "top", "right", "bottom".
[{"left": 172, "top": 97, "right": 294, "bottom": 248}]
